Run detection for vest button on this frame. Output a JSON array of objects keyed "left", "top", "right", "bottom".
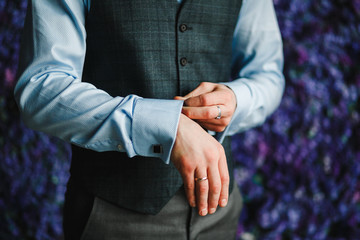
[
  {"left": 180, "top": 57, "right": 188, "bottom": 66},
  {"left": 179, "top": 24, "right": 188, "bottom": 32}
]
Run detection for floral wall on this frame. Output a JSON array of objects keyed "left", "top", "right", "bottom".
[
  {"left": 0, "top": 1, "right": 70, "bottom": 239},
  {"left": 1, "top": 0, "right": 359, "bottom": 239}
]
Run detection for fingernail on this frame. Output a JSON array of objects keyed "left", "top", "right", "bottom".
[
  {"left": 191, "top": 201, "right": 196, "bottom": 207},
  {"left": 209, "top": 208, "right": 216, "bottom": 214},
  {"left": 221, "top": 199, "right": 227, "bottom": 207},
  {"left": 200, "top": 209, "right": 207, "bottom": 216}
]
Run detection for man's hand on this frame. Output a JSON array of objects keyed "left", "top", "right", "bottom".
[
  {"left": 171, "top": 114, "right": 229, "bottom": 216},
  {"left": 175, "top": 82, "right": 237, "bottom": 132}
]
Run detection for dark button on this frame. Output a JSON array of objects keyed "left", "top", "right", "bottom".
[
  {"left": 179, "top": 24, "right": 188, "bottom": 32},
  {"left": 180, "top": 57, "right": 188, "bottom": 66}
]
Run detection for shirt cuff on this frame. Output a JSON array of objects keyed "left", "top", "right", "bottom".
[
  {"left": 220, "top": 79, "right": 253, "bottom": 136},
  {"left": 131, "top": 98, "right": 183, "bottom": 164}
]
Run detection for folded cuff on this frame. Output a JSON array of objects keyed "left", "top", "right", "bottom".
[{"left": 132, "top": 98, "right": 183, "bottom": 164}]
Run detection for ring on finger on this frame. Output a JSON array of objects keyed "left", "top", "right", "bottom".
[
  {"left": 215, "top": 105, "right": 221, "bottom": 119},
  {"left": 195, "top": 177, "right": 208, "bottom": 182}
]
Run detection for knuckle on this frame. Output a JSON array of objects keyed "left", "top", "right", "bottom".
[
  {"left": 199, "top": 94, "right": 209, "bottom": 106},
  {"left": 184, "top": 183, "right": 195, "bottom": 191},
  {"left": 199, "top": 82, "right": 207, "bottom": 88},
  {"left": 221, "top": 175, "right": 230, "bottom": 184},
  {"left": 206, "top": 153, "right": 218, "bottom": 164},
  {"left": 198, "top": 95, "right": 205, "bottom": 105},
  {"left": 211, "top": 183, "right": 221, "bottom": 194},
  {"left": 205, "top": 110, "right": 213, "bottom": 119},
  {"left": 177, "top": 156, "right": 188, "bottom": 168},
  {"left": 198, "top": 184, "right": 208, "bottom": 194},
  {"left": 178, "top": 155, "right": 187, "bottom": 162},
  {"left": 206, "top": 159, "right": 216, "bottom": 167},
  {"left": 183, "top": 163, "right": 195, "bottom": 174}
]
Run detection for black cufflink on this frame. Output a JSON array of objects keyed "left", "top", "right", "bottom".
[{"left": 152, "top": 144, "right": 163, "bottom": 154}]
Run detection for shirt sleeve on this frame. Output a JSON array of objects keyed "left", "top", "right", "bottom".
[
  {"left": 217, "top": 0, "right": 285, "bottom": 141},
  {"left": 14, "top": 0, "right": 182, "bottom": 164}
]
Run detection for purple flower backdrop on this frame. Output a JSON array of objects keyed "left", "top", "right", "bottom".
[
  {"left": 0, "top": 1, "right": 70, "bottom": 239},
  {"left": 0, "top": 0, "right": 359, "bottom": 239}
]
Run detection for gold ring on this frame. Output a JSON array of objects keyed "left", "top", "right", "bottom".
[{"left": 195, "top": 177, "right": 208, "bottom": 182}]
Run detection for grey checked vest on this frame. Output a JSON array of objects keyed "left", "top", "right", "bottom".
[{"left": 70, "top": 0, "right": 242, "bottom": 214}]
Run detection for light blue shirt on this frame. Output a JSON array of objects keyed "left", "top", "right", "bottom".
[{"left": 15, "top": 0, "right": 284, "bottom": 164}]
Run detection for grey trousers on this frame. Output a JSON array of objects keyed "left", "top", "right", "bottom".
[{"left": 78, "top": 183, "right": 242, "bottom": 240}]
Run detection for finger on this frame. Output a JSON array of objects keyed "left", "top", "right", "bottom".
[
  {"left": 218, "top": 148, "right": 229, "bottom": 208},
  {"left": 207, "top": 164, "right": 221, "bottom": 214},
  {"left": 184, "top": 90, "right": 229, "bottom": 107},
  {"left": 183, "top": 82, "right": 216, "bottom": 99},
  {"left": 181, "top": 170, "right": 196, "bottom": 208},
  {"left": 174, "top": 96, "right": 187, "bottom": 101},
  {"left": 195, "top": 168, "right": 209, "bottom": 216},
  {"left": 182, "top": 105, "right": 229, "bottom": 120}
]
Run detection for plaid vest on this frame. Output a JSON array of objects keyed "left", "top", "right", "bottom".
[{"left": 71, "top": 0, "right": 242, "bottom": 214}]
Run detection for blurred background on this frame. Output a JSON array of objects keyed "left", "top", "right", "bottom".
[{"left": 1, "top": 0, "right": 359, "bottom": 239}]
